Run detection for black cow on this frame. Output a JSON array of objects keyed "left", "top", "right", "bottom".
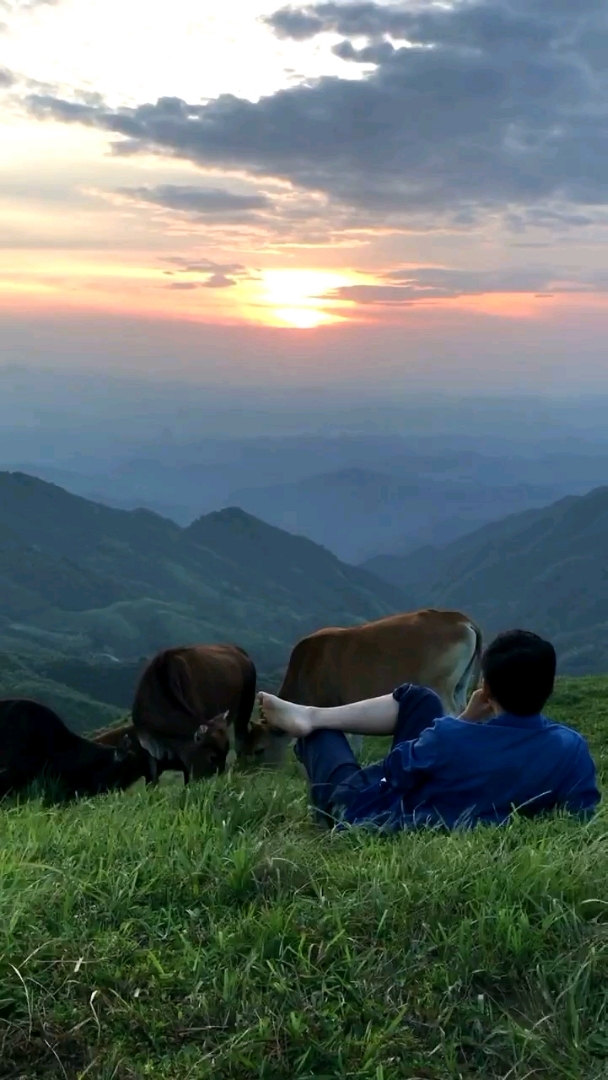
[{"left": 0, "top": 698, "right": 149, "bottom": 801}]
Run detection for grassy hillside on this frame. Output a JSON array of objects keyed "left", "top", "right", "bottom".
[
  {"left": 0, "top": 472, "right": 403, "bottom": 726},
  {"left": 364, "top": 486, "right": 608, "bottom": 675},
  {"left": 0, "top": 652, "right": 122, "bottom": 732},
  {"left": 0, "top": 676, "right": 606, "bottom": 1079}
]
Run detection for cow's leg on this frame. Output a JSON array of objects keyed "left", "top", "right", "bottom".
[
  {"left": 233, "top": 664, "right": 257, "bottom": 758},
  {"left": 146, "top": 756, "right": 160, "bottom": 786}
]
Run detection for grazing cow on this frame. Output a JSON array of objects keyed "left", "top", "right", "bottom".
[
  {"left": 136, "top": 710, "right": 231, "bottom": 784},
  {"left": 90, "top": 721, "right": 157, "bottom": 784},
  {"left": 0, "top": 698, "right": 148, "bottom": 800},
  {"left": 131, "top": 643, "right": 256, "bottom": 780},
  {"left": 91, "top": 718, "right": 230, "bottom": 785},
  {"left": 244, "top": 609, "right": 482, "bottom": 766}
]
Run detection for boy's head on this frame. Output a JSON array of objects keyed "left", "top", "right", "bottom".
[{"left": 481, "top": 630, "right": 556, "bottom": 716}]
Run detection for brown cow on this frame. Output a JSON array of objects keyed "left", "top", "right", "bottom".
[
  {"left": 243, "top": 609, "right": 482, "bottom": 767},
  {"left": 136, "top": 711, "right": 231, "bottom": 784},
  {"left": 131, "top": 643, "right": 256, "bottom": 781},
  {"left": 0, "top": 699, "right": 148, "bottom": 801},
  {"left": 92, "top": 715, "right": 231, "bottom": 786}
]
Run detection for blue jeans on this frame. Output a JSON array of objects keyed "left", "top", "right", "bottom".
[{"left": 294, "top": 684, "right": 445, "bottom": 824}]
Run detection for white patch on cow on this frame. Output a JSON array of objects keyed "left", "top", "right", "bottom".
[
  {"left": 137, "top": 732, "right": 172, "bottom": 761},
  {"left": 450, "top": 623, "right": 481, "bottom": 713}
]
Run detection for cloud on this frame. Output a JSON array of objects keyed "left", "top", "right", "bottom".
[
  {"left": 110, "top": 180, "right": 375, "bottom": 247},
  {"left": 201, "top": 273, "right": 236, "bottom": 288},
  {"left": 165, "top": 274, "right": 237, "bottom": 290},
  {"left": 118, "top": 184, "right": 271, "bottom": 218},
  {"left": 323, "top": 264, "right": 608, "bottom": 305},
  {"left": 160, "top": 255, "right": 257, "bottom": 290},
  {"left": 164, "top": 256, "right": 249, "bottom": 275},
  {"left": 0, "top": 67, "right": 15, "bottom": 88},
  {"left": 24, "top": 0, "right": 608, "bottom": 230}
]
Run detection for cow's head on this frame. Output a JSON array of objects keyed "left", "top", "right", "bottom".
[
  {"left": 234, "top": 717, "right": 291, "bottom": 770},
  {"left": 186, "top": 710, "right": 231, "bottom": 778},
  {"left": 112, "top": 731, "right": 156, "bottom": 785}
]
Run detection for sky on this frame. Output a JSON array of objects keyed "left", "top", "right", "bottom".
[{"left": 2, "top": 0, "right": 608, "bottom": 395}]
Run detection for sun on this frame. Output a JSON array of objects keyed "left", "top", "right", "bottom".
[
  {"left": 271, "top": 306, "right": 335, "bottom": 329},
  {"left": 257, "top": 269, "right": 351, "bottom": 328}
]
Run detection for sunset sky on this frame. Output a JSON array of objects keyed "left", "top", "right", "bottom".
[{"left": 2, "top": 0, "right": 608, "bottom": 393}]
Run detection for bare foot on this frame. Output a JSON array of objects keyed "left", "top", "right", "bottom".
[{"left": 257, "top": 692, "right": 314, "bottom": 738}]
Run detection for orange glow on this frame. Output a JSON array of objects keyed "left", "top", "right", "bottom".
[
  {"left": 252, "top": 268, "right": 353, "bottom": 327},
  {"left": 452, "top": 291, "right": 553, "bottom": 319},
  {"left": 270, "top": 307, "right": 337, "bottom": 328}
]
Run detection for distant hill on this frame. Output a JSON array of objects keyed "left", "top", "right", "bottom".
[
  {"left": 0, "top": 652, "right": 123, "bottom": 732},
  {"left": 363, "top": 486, "right": 608, "bottom": 674},
  {"left": 9, "top": 443, "right": 604, "bottom": 558},
  {"left": 0, "top": 471, "right": 403, "bottom": 727},
  {"left": 227, "top": 467, "right": 562, "bottom": 563}
]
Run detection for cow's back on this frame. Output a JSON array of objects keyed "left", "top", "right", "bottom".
[
  {"left": 0, "top": 698, "right": 128, "bottom": 797},
  {"left": 278, "top": 610, "right": 481, "bottom": 708},
  {"left": 0, "top": 698, "right": 75, "bottom": 767},
  {"left": 132, "top": 642, "right": 255, "bottom": 739},
  {"left": 91, "top": 721, "right": 134, "bottom": 747}
]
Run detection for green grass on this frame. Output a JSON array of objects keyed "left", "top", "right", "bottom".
[{"left": 1, "top": 677, "right": 607, "bottom": 1079}]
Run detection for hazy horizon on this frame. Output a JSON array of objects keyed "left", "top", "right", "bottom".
[{"left": 1, "top": 357, "right": 608, "bottom": 453}]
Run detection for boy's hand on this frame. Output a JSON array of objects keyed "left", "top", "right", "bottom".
[{"left": 459, "top": 687, "right": 495, "bottom": 723}]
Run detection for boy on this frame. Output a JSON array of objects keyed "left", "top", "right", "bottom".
[{"left": 258, "top": 630, "right": 600, "bottom": 831}]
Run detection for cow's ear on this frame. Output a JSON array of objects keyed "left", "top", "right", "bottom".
[{"left": 194, "top": 724, "right": 208, "bottom": 743}]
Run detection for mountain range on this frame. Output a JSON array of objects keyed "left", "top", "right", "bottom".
[
  {"left": 7, "top": 438, "right": 607, "bottom": 561},
  {"left": 363, "top": 486, "right": 608, "bottom": 675},
  {"left": 227, "top": 467, "right": 567, "bottom": 562},
  {"left": 2, "top": 470, "right": 608, "bottom": 731},
  {"left": 0, "top": 470, "right": 402, "bottom": 729}
]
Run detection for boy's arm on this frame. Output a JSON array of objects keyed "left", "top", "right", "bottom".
[
  {"left": 382, "top": 725, "right": 441, "bottom": 794},
  {"left": 560, "top": 742, "right": 601, "bottom": 819}
]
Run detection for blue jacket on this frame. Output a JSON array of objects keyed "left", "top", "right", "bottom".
[{"left": 341, "top": 713, "right": 600, "bottom": 832}]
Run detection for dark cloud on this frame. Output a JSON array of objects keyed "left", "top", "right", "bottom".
[
  {"left": 25, "top": 0, "right": 608, "bottom": 225},
  {"left": 202, "top": 273, "right": 235, "bottom": 288},
  {"left": 114, "top": 182, "right": 352, "bottom": 243},
  {"left": 323, "top": 265, "right": 608, "bottom": 305},
  {"left": 160, "top": 255, "right": 256, "bottom": 290},
  {"left": 118, "top": 184, "right": 271, "bottom": 217},
  {"left": 264, "top": 2, "right": 566, "bottom": 48},
  {"left": 0, "top": 67, "right": 15, "bottom": 87}
]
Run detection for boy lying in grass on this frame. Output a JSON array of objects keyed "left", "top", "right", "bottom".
[{"left": 258, "top": 630, "right": 600, "bottom": 831}]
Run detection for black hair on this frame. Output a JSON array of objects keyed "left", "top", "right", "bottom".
[{"left": 481, "top": 630, "right": 556, "bottom": 716}]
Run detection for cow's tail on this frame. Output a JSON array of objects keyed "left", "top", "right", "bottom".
[
  {"left": 232, "top": 659, "right": 257, "bottom": 756},
  {"left": 133, "top": 650, "right": 197, "bottom": 735},
  {"left": 454, "top": 621, "right": 483, "bottom": 705},
  {"left": 276, "top": 637, "right": 308, "bottom": 703}
]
